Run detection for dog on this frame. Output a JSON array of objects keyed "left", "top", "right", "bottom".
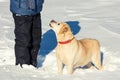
[{"left": 49, "top": 20, "right": 102, "bottom": 74}]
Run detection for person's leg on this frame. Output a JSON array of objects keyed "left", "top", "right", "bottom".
[
  {"left": 30, "top": 13, "right": 42, "bottom": 67},
  {"left": 13, "top": 14, "right": 32, "bottom": 66}
]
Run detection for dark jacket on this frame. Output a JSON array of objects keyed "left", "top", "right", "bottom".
[{"left": 10, "top": 0, "right": 44, "bottom": 15}]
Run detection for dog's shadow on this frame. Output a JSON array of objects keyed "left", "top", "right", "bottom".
[{"left": 37, "top": 21, "right": 81, "bottom": 68}]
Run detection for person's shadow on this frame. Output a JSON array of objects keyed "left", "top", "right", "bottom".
[{"left": 37, "top": 21, "right": 81, "bottom": 67}]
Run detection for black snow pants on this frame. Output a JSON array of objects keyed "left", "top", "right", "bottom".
[{"left": 13, "top": 13, "right": 42, "bottom": 67}]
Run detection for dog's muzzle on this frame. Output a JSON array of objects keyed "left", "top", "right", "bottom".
[{"left": 49, "top": 20, "right": 57, "bottom": 27}]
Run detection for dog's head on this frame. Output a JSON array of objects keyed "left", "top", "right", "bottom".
[{"left": 49, "top": 20, "right": 73, "bottom": 41}]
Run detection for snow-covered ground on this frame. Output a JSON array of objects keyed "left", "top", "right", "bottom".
[{"left": 0, "top": 0, "right": 120, "bottom": 80}]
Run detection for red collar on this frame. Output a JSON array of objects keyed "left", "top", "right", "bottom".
[{"left": 58, "top": 37, "right": 74, "bottom": 44}]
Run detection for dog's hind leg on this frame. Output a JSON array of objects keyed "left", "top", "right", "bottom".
[
  {"left": 91, "top": 50, "right": 102, "bottom": 70},
  {"left": 86, "top": 62, "right": 94, "bottom": 69}
]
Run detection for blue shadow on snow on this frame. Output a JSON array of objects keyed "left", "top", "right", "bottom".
[{"left": 37, "top": 21, "right": 81, "bottom": 67}]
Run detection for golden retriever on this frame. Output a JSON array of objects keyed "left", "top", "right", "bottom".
[{"left": 49, "top": 20, "right": 102, "bottom": 75}]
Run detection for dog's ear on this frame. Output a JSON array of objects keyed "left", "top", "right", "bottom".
[
  {"left": 60, "top": 26, "right": 68, "bottom": 34},
  {"left": 63, "top": 27, "right": 68, "bottom": 33}
]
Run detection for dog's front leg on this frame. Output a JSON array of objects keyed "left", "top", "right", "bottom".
[
  {"left": 67, "top": 64, "right": 73, "bottom": 75},
  {"left": 57, "top": 59, "right": 63, "bottom": 74}
]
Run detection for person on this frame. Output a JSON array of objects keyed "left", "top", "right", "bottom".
[{"left": 10, "top": 0, "right": 44, "bottom": 67}]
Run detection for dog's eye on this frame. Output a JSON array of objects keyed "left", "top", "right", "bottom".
[{"left": 58, "top": 23, "right": 60, "bottom": 25}]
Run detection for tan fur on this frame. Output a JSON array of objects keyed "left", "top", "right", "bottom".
[{"left": 49, "top": 20, "right": 102, "bottom": 75}]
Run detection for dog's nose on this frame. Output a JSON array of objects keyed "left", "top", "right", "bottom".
[
  {"left": 50, "top": 20, "right": 57, "bottom": 23},
  {"left": 49, "top": 23, "right": 52, "bottom": 27}
]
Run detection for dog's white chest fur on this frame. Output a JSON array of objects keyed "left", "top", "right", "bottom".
[{"left": 56, "top": 42, "right": 83, "bottom": 67}]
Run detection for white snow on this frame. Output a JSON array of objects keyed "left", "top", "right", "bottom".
[{"left": 0, "top": 0, "right": 120, "bottom": 80}]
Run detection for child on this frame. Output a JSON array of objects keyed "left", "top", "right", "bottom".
[{"left": 10, "top": 0, "right": 44, "bottom": 67}]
